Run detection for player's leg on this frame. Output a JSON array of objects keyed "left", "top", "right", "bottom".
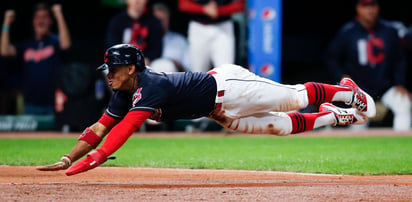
[
  {"left": 210, "top": 65, "right": 376, "bottom": 121},
  {"left": 298, "top": 79, "right": 376, "bottom": 118},
  {"left": 210, "top": 65, "right": 352, "bottom": 117},
  {"left": 188, "top": 21, "right": 212, "bottom": 72},
  {"left": 381, "top": 86, "right": 412, "bottom": 131},
  {"left": 212, "top": 103, "right": 366, "bottom": 135},
  {"left": 210, "top": 21, "right": 235, "bottom": 67},
  {"left": 303, "top": 82, "right": 352, "bottom": 106}
]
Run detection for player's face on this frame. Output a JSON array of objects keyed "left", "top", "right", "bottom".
[
  {"left": 106, "top": 65, "right": 133, "bottom": 91},
  {"left": 356, "top": 4, "right": 379, "bottom": 25}
]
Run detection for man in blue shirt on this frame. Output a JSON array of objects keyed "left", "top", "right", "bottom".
[
  {"left": 326, "top": 0, "right": 411, "bottom": 131},
  {"left": 1, "top": 3, "right": 71, "bottom": 115}
]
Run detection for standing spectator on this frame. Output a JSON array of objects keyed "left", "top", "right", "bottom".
[
  {"left": 151, "top": 2, "right": 190, "bottom": 72},
  {"left": 326, "top": 0, "right": 411, "bottom": 131},
  {"left": 106, "top": 0, "right": 164, "bottom": 66},
  {"left": 1, "top": 3, "right": 71, "bottom": 115},
  {"left": 178, "top": 0, "right": 245, "bottom": 72}
]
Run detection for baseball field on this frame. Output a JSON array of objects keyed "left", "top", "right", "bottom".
[{"left": 1, "top": 129, "right": 412, "bottom": 201}]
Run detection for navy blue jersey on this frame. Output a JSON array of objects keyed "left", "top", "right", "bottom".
[
  {"left": 105, "top": 68, "right": 217, "bottom": 121},
  {"left": 16, "top": 35, "right": 61, "bottom": 106},
  {"left": 326, "top": 19, "right": 406, "bottom": 98},
  {"left": 106, "top": 11, "right": 164, "bottom": 61}
]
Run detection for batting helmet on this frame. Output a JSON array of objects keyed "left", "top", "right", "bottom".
[{"left": 97, "top": 44, "right": 146, "bottom": 72}]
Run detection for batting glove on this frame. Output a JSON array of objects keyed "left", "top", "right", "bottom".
[{"left": 65, "top": 149, "right": 107, "bottom": 176}]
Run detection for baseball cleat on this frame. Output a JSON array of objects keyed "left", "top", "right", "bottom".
[
  {"left": 340, "top": 78, "right": 376, "bottom": 118},
  {"left": 319, "top": 103, "right": 367, "bottom": 126}
]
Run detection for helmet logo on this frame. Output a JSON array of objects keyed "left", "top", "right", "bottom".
[
  {"left": 104, "top": 52, "right": 108, "bottom": 63},
  {"left": 99, "top": 44, "right": 146, "bottom": 72}
]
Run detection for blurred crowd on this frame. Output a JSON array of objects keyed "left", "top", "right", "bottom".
[{"left": 1, "top": 0, "right": 412, "bottom": 132}]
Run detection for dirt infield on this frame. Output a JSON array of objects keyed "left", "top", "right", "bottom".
[
  {"left": 0, "top": 166, "right": 411, "bottom": 201},
  {"left": 1, "top": 130, "right": 412, "bottom": 201}
]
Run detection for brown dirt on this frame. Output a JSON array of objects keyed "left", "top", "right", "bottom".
[
  {"left": 0, "top": 166, "right": 411, "bottom": 201},
  {"left": 1, "top": 130, "right": 412, "bottom": 201}
]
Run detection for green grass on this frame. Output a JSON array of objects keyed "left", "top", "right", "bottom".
[{"left": 0, "top": 135, "right": 411, "bottom": 175}]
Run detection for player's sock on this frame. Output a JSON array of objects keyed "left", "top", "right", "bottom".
[
  {"left": 287, "top": 111, "right": 335, "bottom": 134},
  {"left": 304, "top": 82, "right": 353, "bottom": 105}
]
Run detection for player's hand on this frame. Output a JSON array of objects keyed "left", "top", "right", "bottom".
[
  {"left": 3, "top": 10, "right": 15, "bottom": 26},
  {"left": 204, "top": 1, "right": 218, "bottom": 19},
  {"left": 37, "top": 162, "right": 67, "bottom": 171},
  {"left": 65, "top": 149, "right": 107, "bottom": 176},
  {"left": 36, "top": 155, "right": 71, "bottom": 171}
]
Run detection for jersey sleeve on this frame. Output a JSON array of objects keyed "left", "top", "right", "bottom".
[
  {"left": 98, "top": 112, "right": 121, "bottom": 129},
  {"left": 178, "top": 0, "right": 205, "bottom": 14},
  {"left": 218, "top": 0, "right": 245, "bottom": 16}
]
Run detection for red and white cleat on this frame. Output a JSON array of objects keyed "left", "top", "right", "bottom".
[
  {"left": 320, "top": 103, "right": 367, "bottom": 126},
  {"left": 340, "top": 78, "right": 376, "bottom": 118}
]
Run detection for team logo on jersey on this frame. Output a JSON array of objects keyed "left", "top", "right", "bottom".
[
  {"left": 261, "top": 8, "right": 276, "bottom": 21},
  {"left": 24, "top": 45, "right": 55, "bottom": 63},
  {"left": 132, "top": 88, "right": 143, "bottom": 105}
]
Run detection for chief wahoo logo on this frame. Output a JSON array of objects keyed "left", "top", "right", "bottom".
[{"left": 133, "top": 88, "right": 143, "bottom": 105}]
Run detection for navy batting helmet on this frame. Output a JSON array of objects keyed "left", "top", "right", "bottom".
[{"left": 97, "top": 44, "right": 145, "bottom": 72}]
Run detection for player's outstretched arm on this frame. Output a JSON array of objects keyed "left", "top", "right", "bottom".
[
  {"left": 65, "top": 111, "right": 151, "bottom": 176},
  {"left": 36, "top": 122, "right": 111, "bottom": 171}
]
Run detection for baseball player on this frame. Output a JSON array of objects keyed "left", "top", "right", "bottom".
[{"left": 37, "top": 44, "right": 376, "bottom": 176}]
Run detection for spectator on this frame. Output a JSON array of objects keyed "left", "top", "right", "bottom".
[
  {"left": 1, "top": 3, "right": 71, "bottom": 115},
  {"left": 151, "top": 3, "right": 190, "bottom": 72},
  {"left": 178, "top": 0, "right": 245, "bottom": 72},
  {"left": 106, "top": 0, "right": 164, "bottom": 66},
  {"left": 403, "top": 26, "right": 412, "bottom": 92},
  {"left": 178, "top": 0, "right": 245, "bottom": 131},
  {"left": 326, "top": 0, "right": 411, "bottom": 131}
]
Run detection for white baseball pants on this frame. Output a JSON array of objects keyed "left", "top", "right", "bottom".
[{"left": 208, "top": 64, "right": 310, "bottom": 135}]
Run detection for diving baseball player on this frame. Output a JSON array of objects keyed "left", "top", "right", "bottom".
[{"left": 37, "top": 44, "right": 376, "bottom": 176}]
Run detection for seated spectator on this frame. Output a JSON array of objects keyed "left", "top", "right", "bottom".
[
  {"left": 105, "top": 0, "right": 164, "bottom": 66},
  {"left": 151, "top": 2, "right": 190, "bottom": 72}
]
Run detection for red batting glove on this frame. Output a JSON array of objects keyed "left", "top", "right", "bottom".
[{"left": 65, "top": 149, "right": 107, "bottom": 176}]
